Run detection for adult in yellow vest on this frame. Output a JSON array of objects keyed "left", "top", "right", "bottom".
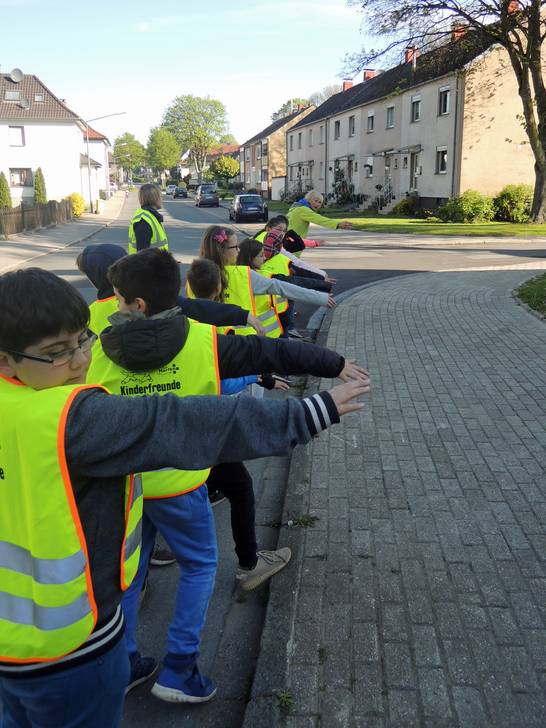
[{"left": 128, "top": 184, "right": 168, "bottom": 255}]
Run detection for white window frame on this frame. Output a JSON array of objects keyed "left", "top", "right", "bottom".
[
  {"left": 367, "top": 112, "right": 375, "bottom": 133},
  {"left": 309, "top": 128, "right": 313, "bottom": 147},
  {"left": 411, "top": 95, "right": 422, "bottom": 123},
  {"left": 386, "top": 106, "right": 395, "bottom": 129},
  {"left": 9, "top": 167, "right": 33, "bottom": 187},
  {"left": 348, "top": 115, "right": 356, "bottom": 137},
  {"left": 439, "top": 86, "right": 450, "bottom": 116},
  {"left": 8, "top": 126, "right": 25, "bottom": 147},
  {"left": 319, "top": 125, "right": 324, "bottom": 144},
  {"left": 436, "top": 146, "right": 448, "bottom": 174},
  {"left": 245, "top": 148, "right": 250, "bottom": 162},
  {"left": 34, "top": 93, "right": 44, "bottom": 102},
  {"left": 256, "top": 144, "right": 261, "bottom": 160},
  {"left": 4, "top": 90, "right": 20, "bottom": 102},
  {"left": 365, "top": 156, "right": 374, "bottom": 178},
  {"left": 334, "top": 120, "right": 341, "bottom": 139},
  {"left": 289, "top": 135, "right": 294, "bottom": 151},
  {"left": 298, "top": 132, "right": 302, "bottom": 150}
]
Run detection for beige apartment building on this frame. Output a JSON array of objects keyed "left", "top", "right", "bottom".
[
  {"left": 286, "top": 28, "right": 534, "bottom": 211},
  {"left": 239, "top": 106, "right": 314, "bottom": 199}
]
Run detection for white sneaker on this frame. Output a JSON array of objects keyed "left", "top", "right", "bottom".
[{"left": 236, "top": 548, "right": 292, "bottom": 591}]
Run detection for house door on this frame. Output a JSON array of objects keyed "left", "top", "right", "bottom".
[
  {"left": 384, "top": 154, "right": 393, "bottom": 202},
  {"left": 409, "top": 152, "right": 419, "bottom": 191}
]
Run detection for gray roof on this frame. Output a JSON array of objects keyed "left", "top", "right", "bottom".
[
  {"left": 291, "top": 31, "right": 494, "bottom": 130},
  {"left": 80, "top": 153, "right": 101, "bottom": 168},
  {"left": 242, "top": 107, "right": 314, "bottom": 146},
  {"left": 0, "top": 73, "right": 81, "bottom": 122}
]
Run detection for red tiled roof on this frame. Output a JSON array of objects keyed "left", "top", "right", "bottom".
[
  {"left": 84, "top": 126, "right": 109, "bottom": 142},
  {"left": 0, "top": 73, "right": 81, "bottom": 122}
]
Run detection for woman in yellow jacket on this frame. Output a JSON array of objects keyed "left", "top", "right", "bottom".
[{"left": 286, "top": 189, "right": 353, "bottom": 253}]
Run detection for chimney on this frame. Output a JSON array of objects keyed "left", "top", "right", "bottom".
[
  {"left": 363, "top": 69, "right": 377, "bottom": 82},
  {"left": 451, "top": 21, "right": 467, "bottom": 41},
  {"left": 342, "top": 79, "right": 353, "bottom": 92},
  {"left": 405, "top": 45, "right": 419, "bottom": 69}
]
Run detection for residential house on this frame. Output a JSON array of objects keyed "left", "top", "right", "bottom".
[
  {"left": 82, "top": 125, "right": 111, "bottom": 197},
  {"left": 286, "top": 28, "right": 534, "bottom": 211},
  {"left": 0, "top": 69, "right": 109, "bottom": 207},
  {"left": 239, "top": 107, "right": 315, "bottom": 199}
]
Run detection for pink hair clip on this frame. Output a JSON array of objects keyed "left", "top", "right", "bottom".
[{"left": 213, "top": 229, "right": 228, "bottom": 245}]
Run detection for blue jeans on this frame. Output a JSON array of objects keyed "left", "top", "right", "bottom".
[
  {"left": 0, "top": 637, "right": 129, "bottom": 728},
  {"left": 122, "top": 485, "right": 217, "bottom": 662}
]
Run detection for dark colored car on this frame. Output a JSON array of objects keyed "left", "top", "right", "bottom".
[
  {"left": 229, "top": 194, "right": 268, "bottom": 222},
  {"left": 195, "top": 184, "right": 219, "bottom": 207},
  {"left": 173, "top": 187, "right": 188, "bottom": 199}
]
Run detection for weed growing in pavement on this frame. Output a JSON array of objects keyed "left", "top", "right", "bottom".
[
  {"left": 277, "top": 691, "right": 294, "bottom": 717},
  {"left": 318, "top": 647, "right": 327, "bottom": 664}
]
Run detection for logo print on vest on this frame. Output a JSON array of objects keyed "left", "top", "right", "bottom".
[{"left": 120, "top": 370, "right": 153, "bottom": 386}]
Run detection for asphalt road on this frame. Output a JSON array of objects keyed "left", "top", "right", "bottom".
[{"left": 9, "top": 192, "right": 545, "bottom": 728}]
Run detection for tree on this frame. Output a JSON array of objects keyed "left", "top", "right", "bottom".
[
  {"left": 308, "top": 83, "right": 343, "bottom": 107},
  {"left": 162, "top": 95, "right": 228, "bottom": 181},
  {"left": 209, "top": 155, "right": 240, "bottom": 182},
  {"left": 113, "top": 133, "right": 146, "bottom": 177},
  {"left": 219, "top": 133, "right": 239, "bottom": 145},
  {"left": 346, "top": 1, "right": 546, "bottom": 222},
  {"left": 33, "top": 167, "right": 47, "bottom": 204},
  {"left": 147, "top": 127, "right": 180, "bottom": 172},
  {"left": 271, "top": 98, "right": 310, "bottom": 121},
  {"left": 0, "top": 171, "right": 12, "bottom": 208}
]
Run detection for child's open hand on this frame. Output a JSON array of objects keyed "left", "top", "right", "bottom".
[
  {"left": 327, "top": 295, "right": 337, "bottom": 309},
  {"left": 272, "top": 375, "right": 291, "bottom": 391},
  {"left": 328, "top": 380, "right": 370, "bottom": 416},
  {"left": 338, "top": 359, "right": 370, "bottom": 384}
]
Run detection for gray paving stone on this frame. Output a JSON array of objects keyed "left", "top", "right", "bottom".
[
  {"left": 418, "top": 667, "right": 453, "bottom": 720},
  {"left": 384, "top": 642, "right": 416, "bottom": 689}
]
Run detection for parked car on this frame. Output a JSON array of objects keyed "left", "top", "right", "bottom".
[
  {"left": 165, "top": 184, "right": 177, "bottom": 195},
  {"left": 229, "top": 194, "right": 268, "bottom": 222},
  {"left": 173, "top": 187, "right": 188, "bottom": 199},
  {"left": 195, "top": 184, "right": 219, "bottom": 207}
]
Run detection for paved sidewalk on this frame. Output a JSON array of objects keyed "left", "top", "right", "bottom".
[
  {"left": 0, "top": 191, "right": 126, "bottom": 273},
  {"left": 244, "top": 269, "right": 546, "bottom": 728}
]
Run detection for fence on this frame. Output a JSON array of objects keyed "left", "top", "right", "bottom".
[{"left": 0, "top": 198, "right": 73, "bottom": 237}]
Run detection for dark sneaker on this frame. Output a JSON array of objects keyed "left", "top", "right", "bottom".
[
  {"left": 287, "top": 328, "right": 304, "bottom": 339},
  {"left": 151, "top": 664, "right": 217, "bottom": 704},
  {"left": 236, "top": 548, "right": 292, "bottom": 591},
  {"left": 150, "top": 545, "right": 175, "bottom": 567},
  {"left": 126, "top": 653, "right": 158, "bottom": 694},
  {"left": 208, "top": 489, "right": 227, "bottom": 508}
]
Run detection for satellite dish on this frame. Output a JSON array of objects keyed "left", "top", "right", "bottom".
[
  {"left": 20, "top": 96, "right": 30, "bottom": 110},
  {"left": 9, "top": 68, "right": 23, "bottom": 83}
]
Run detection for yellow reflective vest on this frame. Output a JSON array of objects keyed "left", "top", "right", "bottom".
[
  {"left": 86, "top": 320, "right": 220, "bottom": 498},
  {"left": 128, "top": 208, "right": 168, "bottom": 255},
  {"left": 253, "top": 271, "right": 283, "bottom": 338},
  {"left": 260, "top": 254, "right": 291, "bottom": 314},
  {"left": 0, "top": 375, "right": 142, "bottom": 662},
  {"left": 89, "top": 296, "right": 119, "bottom": 337}
]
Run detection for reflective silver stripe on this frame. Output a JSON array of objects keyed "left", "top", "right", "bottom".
[
  {"left": 0, "top": 541, "right": 85, "bottom": 585},
  {"left": 132, "top": 474, "right": 143, "bottom": 503},
  {"left": 0, "top": 589, "right": 91, "bottom": 630},
  {"left": 262, "top": 321, "right": 280, "bottom": 333},
  {"left": 124, "top": 517, "right": 142, "bottom": 562}
]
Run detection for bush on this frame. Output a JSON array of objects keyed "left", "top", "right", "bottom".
[
  {"left": 392, "top": 197, "right": 416, "bottom": 216},
  {"left": 438, "top": 190, "right": 495, "bottom": 223},
  {"left": 0, "top": 171, "right": 12, "bottom": 208},
  {"left": 493, "top": 184, "right": 533, "bottom": 223},
  {"left": 69, "top": 192, "right": 86, "bottom": 217},
  {"left": 33, "top": 167, "right": 47, "bottom": 204}
]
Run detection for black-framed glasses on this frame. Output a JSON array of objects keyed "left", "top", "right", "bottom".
[
  {"left": 6, "top": 330, "right": 97, "bottom": 367},
  {"left": 225, "top": 244, "right": 239, "bottom": 250}
]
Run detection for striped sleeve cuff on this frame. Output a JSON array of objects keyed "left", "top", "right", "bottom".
[{"left": 301, "top": 391, "right": 340, "bottom": 436}]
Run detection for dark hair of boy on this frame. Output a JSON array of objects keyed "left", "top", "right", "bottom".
[
  {"left": 266, "top": 215, "right": 288, "bottom": 228},
  {"left": 108, "top": 248, "right": 180, "bottom": 316},
  {"left": 0, "top": 268, "right": 89, "bottom": 355},
  {"left": 236, "top": 238, "right": 263, "bottom": 269},
  {"left": 186, "top": 258, "right": 221, "bottom": 300}
]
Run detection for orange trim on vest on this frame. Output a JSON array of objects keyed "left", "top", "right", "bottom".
[
  {"left": 0, "top": 373, "right": 25, "bottom": 387},
  {"left": 245, "top": 266, "right": 257, "bottom": 315},
  {"left": 96, "top": 295, "right": 116, "bottom": 303}
]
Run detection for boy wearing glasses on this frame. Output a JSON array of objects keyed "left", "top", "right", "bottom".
[{"left": 0, "top": 267, "right": 368, "bottom": 726}]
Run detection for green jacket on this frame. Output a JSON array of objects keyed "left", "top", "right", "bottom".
[{"left": 287, "top": 202, "right": 340, "bottom": 239}]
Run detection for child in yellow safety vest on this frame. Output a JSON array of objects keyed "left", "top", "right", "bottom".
[{"left": 0, "top": 266, "right": 369, "bottom": 725}]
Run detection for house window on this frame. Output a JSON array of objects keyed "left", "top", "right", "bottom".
[
  {"left": 289, "top": 135, "right": 294, "bottom": 151},
  {"left": 262, "top": 142, "right": 268, "bottom": 156},
  {"left": 365, "top": 157, "right": 374, "bottom": 177},
  {"left": 411, "top": 96, "right": 421, "bottom": 122},
  {"left": 4, "top": 90, "right": 20, "bottom": 102},
  {"left": 34, "top": 93, "right": 44, "bottom": 102},
  {"left": 289, "top": 167, "right": 294, "bottom": 181},
  {"left": 319, "top": 161, "right": 324, "bottom": 179},
  {"left": 319, "top": 125, "right": 324, "bottom": 144},
  {"left": 367, "top": 113, "right": 374, "bottom": 133},
  {"left": 334, "top": 120, "right": 341, "bottom": 139},
  {"left": 8, "top": 126, "right": 25, "bottom": 146},
  {"left": 386, "top": 106, "right": 395, "bottom": 128},
  {"left": 246, "top": 173, "right": 251, "bottom": 184},
  {"left": 245, "top": 148, "right": 250, "bottom": 162},
  {"left": 436, "top": 146, "right": 448, "bottom": 174},
  {"left": 309, "top": 128, "right": 313, "bottom": 146},
  {"left": 261, "top": 168, "right": 268, "bottom": 182},
  {"left": 394, "top": 158, "right": 398, "bottom": 169},
  {"left": 403, "top": 156, "right": 408, "bottom": 169},
  {"left": 9, "top": 168, "right": 33, "bottom": 187},
  {"left": 298, "top": 132, "right": 302, "bottom": 149},
  {"left": 348, "top": 115, "right": 355, "bottom": 137},
  {"left": 354, "top": 162, "right": 358, "bottom": 172},
  {"left": 256, "top": 144, "right": 261, "bottom": 160},
  {"left": 439, "top": 87, "right": 450, "bottom": 115}
]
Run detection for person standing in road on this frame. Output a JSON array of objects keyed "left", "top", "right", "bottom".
[
  {"left": 286, "top": 190, "right": 354, "bottom": 254},
  {"left": 128, "top": 184, "right": 168, "bottom": 254}
]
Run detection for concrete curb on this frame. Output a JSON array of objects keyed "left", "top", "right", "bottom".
[{"left": 0, "top": 195, "right": 126, "bottom": 273}]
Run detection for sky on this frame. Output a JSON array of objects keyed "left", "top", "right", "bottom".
[{"left": 0, "top": 0, "right": 367, "bottom": 146}]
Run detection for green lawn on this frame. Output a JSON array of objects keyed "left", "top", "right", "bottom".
[
  {"left": 265, "top": 202, "right": 546, "bottom": 237},
  {"left": 518, "top": 273, "right": 546, "bottom": 316}
]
